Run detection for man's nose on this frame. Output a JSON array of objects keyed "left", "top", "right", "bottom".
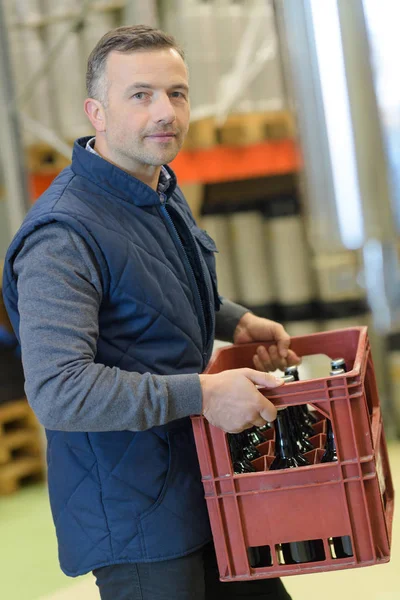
[{"left": 152, "top": 93, "right": 176, "bottom": 124}]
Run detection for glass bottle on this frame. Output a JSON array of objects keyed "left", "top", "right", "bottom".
[
  {"left": 270, "top": 406, "right": 324, "bottom": 563},
  {"left": 237, "top": 432, "right": 261, "bottom": 462},
  {"left": 246, "top": 426, "right": 267, "bottom": 447},
  {"left": 270, "top": 404, "right": 311, "bottom": 470},
  {"left": 331, "top": 357, "right": 346, "bottom": 372},
  {"left": 325, "top": 358, "right": 354, "bottom": 558},
  {"left": 285, "top": 366, "right": 317, "bottom": 430},
  {"left": 228, "top": 434, "right": 256, "bottom": 474},
  {"left": 321, "top": 419, "right": 337, "bottom": 463},
  {"left": 287, "top": 406, "right": 315, "bottom": 454},
  {"left": 258, "top": 423, "right": 272, "bottom": 433},
  {"left": 322, "top": 358, "right": 346, "bottom": 462}
]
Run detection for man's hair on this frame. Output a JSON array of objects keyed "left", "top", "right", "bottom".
[{"left": 86, "top": 24, "right": 185, "bottom": 104}]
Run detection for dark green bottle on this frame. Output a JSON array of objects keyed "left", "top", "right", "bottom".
[
  {"left": 325, "top": 358, "right": 353, "bottom": 558},
  {"left": 258, "top": 423, "right": 272, "bottom": 433},
  {"left": 271, "top": 402, "right": 324, "bottom": 563},
  {"left": 246, "top": 426, "right": 267, "bottom": 447},
  {"left": 321, "top": 419, "right": 337, "bottom": 463},
  {"left": 284, "top": 366, "right": 317, "bottom": 434},
  {"left": 270, "top": 375, "right": 311, "bottom": 470},
  {"left": 287, "top": 406, "right": 314, "bottom": 454},
  {"left": 237, "top": 432, "right": 261, "bottom": 462},
  {"left": 228, "top": 434, "right": 256, "bottom": 474}
]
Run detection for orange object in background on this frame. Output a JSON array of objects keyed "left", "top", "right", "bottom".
[
  {"left": 29, "top": 172, "right": 60, "bottom": 202},
  {"left": 28, "top": 139, "right": 301, "bottom": 202},
  {"left": 171, "top": 139, "right": 301, "bottom": 184}
]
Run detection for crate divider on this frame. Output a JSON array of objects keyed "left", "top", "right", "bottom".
[{"left": 192, "top": 327, "right": 394, "bottom": 581}]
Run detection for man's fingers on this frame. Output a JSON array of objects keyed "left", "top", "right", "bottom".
[
  {"left": 253, "top": 353, "right": 272, "bottom": 373},
  {"left": 254, "top": 346, "right": 302, "bottom": 373},
  {"left": 225, "top": 422, "right": 254, "bottom": 434},
  {"left": 268, "top": 344, "right": 287, "bottom": 371},
  {"left": 287, "top": 349, "right": 302, "bottom": 366},
  {"left": 251, "top": 415, "right": 268, "bottom": 428},
  {"left": 254, "top": 346, "right": 273, "bottom": 371},
  {"left": 242, "top": 368, "right": 284, "bottom": 389},
  {"left": 259, "top": 397, "right": 277, "bottom": 423},
  {"left": 254, "top": 345, "right": 288, "bottom": 372},
  {"left": 275, "top": 324, "right": 290, "bottom": 358}
]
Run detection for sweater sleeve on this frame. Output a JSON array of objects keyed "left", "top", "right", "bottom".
[
  {"left": 14, "top": 222, "right": 203, "bottom": 432},
  {"left": 214, "top": 298, "right": 250, "bottom": 342}
]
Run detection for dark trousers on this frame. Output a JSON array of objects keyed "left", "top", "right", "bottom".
[{"left": 93, "top": 542, "right": 292, "bottom": 600}]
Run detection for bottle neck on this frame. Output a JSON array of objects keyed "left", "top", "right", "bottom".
[
  {"left": 274, "top": 410, "right": 295, "bottom": 458},
  {"left": 325, "top": 419, "right": 337, "bottom": 454}
]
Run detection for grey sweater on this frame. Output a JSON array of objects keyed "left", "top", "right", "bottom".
[{"left": 14, "top": 222, "right": 248, "bottom": 432}]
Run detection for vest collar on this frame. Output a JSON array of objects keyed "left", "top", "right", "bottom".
[{"left": 71, "top": 136, "right": 178, "bottom": 207}]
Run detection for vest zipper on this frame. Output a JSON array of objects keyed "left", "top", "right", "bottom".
[{"left": 159, "top": 195, "right": 208, "bottom": 363}]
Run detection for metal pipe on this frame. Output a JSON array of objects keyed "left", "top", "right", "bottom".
[
  {"left": 0, "top": 0, "right": 30, "bottom": 239},
  {"left": 337, "top": 0, "right": 395, "bottom": 242},
  {"left": 20, "top": 113, "right": 73, "bottom": 159},
  {"left": 274, "top": 0, "right": 341, "bottom": 254},
  {"left": 275, "top": 0, "right": 400, "bottom": 332},
  {"left": 14, "top": 0, "right": 94, "bottom": 110},
  {"left": 122, "top": 1, "right": 159, "bottom": 27},
  {"left": 336, "top": 0, "right": 400, "bottom": 332},
  {"left": 215, "top": 3, "right": 277, "bottom": 125},
  {"left": 275, "top": 0, "right": 400, "bottom": 434}
]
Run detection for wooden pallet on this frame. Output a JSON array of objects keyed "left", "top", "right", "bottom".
[
  {"left": 25, "top": 142, "right": 72, "bottom": 173},
  {"left": 0, "top": 429, "right": 42, "bottom": 465},
  {"left": 0, "top": 260, "right": 13, "bottom": 333},
  {"left": 0, "top": 291, "right": 11, "bottom": 332},
  {"left": 0, "top": 399, "right": 45, "bottom": 495},
  {"left": 183, "top": 110, "right": 296, "bottom": 150},
  {"left": 0, "top": 456, "right": 45, "bottom": 495},
  {"left": 0, "top": 399, "right": 38, "bottom": 435}
]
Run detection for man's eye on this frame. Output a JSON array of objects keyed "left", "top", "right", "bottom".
[
  {"left": 171, "top": 92, "right": 186, "bottom": 99},
  {"left": 133, "top": 92, "right": 147, "bottom": 100}
]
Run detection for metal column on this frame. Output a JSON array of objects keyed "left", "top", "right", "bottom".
[
  {"left": 275, "top": 0, "right": 400, "bottom": 435},
  {"left": 123, "top": 1, "right": 160, "bottom": 27},
  {"left": 0, "top": 0, "right": 30, "bottom": 244},
  {"left": 276, "top": 0, "right": 400, "bottom": 331}
]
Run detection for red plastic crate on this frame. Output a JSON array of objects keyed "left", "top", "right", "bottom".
[{"left": 191, "top": 327, "right": 394, "bottom": 581}]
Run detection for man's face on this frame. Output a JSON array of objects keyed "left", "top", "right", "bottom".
[{"left": 101, "top": 48, "right": 190, "bottom": 169}]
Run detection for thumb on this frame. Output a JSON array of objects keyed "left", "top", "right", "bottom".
[
  {"left": 241, "top": 368, "right": 284, "bottom": 389},
  {"left": 258, "top": 396, "right": 278, "bottom": 423}
]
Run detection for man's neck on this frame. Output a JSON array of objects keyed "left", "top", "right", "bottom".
[{"left": 93, "top": 141, "right": 161, "bottom": 191}]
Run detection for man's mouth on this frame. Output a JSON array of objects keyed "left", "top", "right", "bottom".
[{"left": 146, "top": 132, "right": 177, "bottom": 138}]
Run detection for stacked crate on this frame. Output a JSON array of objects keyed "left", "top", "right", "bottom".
[
  {"left": 0, "top": 263, "right": 46, "bottom": 495},
  {"left": 183, "top": 110, "right": 295, "bottom": 151},
  {"left": 0, "top": 399, "right": 45, "bottom": 495}
]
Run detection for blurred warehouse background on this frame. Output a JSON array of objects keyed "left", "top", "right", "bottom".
[
  {"left": 0, "top": 3, "right": 400, "bottom": 597},
  {"left": 2, "top": 0, "right": 399, "bottom": 425}
]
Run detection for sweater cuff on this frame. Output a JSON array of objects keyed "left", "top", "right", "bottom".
[
  {"left": 215, "top": 298, "right": 250, "bottom": 342},
  {"left": 161, "top": 373, "right": 203, "bottom": 418}
]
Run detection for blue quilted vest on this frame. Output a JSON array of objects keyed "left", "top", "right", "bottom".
[{"left": 2, "top": 137, "right": 220, "bottom": 576}]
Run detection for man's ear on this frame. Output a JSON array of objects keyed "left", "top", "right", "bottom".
[{"left": 84, "top": 98, "right": 106, "bottom": 133}]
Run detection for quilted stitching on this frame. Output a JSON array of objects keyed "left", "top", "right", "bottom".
[
  {"left": 4, "top": 138, "right": 217, "bottom": 575},
  {"left": 53, "top": 463, "right": 98, "bottom": 529}
]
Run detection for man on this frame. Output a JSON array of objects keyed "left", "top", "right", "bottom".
[{"left": 3, "top": 25, "right": 299, "bottom": 599}]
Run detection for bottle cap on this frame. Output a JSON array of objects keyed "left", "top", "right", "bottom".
[
  {"left": 330, "top": 368, "right": 346, "bottom": 376},
  {"left": 331, "top": 358, "right": 346, "bottom": 370},
  {"left": 284, "top": 366, "right": 299, "bottom": 376}
]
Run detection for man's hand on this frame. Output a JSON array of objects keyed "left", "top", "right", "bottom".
[
  {"left": 233, "top": 312, "right": 301, "bottom": 372},
  {"left": 199, "top": 368, "right": 283, "bottom": 433}
]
